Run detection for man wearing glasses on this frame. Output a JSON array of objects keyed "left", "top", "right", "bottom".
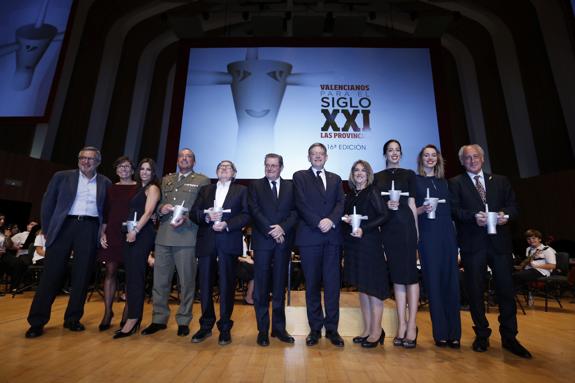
[
  {"left": 26, "top": 147, "right": 111, "bottom": 338},
  {"left": 190, "top": 160, "right": 250, "bottom": 345},
  {"left": 248, "top": 153, "right": 298, "bottom": 346}
]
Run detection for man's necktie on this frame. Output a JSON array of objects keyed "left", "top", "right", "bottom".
[
  {"left": 474, "top": 175, "right": 486, "bottom": 204},
  {"left": 178, "top": 174, "right": 184, "bottom": 182},
  {"left": 316, "top": 170, "right": 325, "bottom": 192},
  {"left": 271, "top": 180, "right": 278, "bottom": 200}
]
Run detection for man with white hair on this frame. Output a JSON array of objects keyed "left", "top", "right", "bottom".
[{"left": 449, "top": 144, "right": 531, "bottom": 359}]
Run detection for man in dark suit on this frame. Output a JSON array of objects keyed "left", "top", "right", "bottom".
[
  {"left": 293, "top": 143, "right": 345, "bottom": 347},
  {"left": 248, "top": 153, "right": 298, "bottom": 347},
  {"left": 449, "top": 144, "right": 531, "bottom": 358},
  {"left": 190, "top": 160, "right": 250, "bottom": 346},
  {"left": 25, "top": 146, "right": 111, "bottom": 338}
]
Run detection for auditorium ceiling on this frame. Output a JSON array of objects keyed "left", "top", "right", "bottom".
[{"left": 2, "top": 0, "right": 574, "bottom": 179}]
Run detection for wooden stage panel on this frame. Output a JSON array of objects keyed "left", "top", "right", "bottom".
[{"left": 0, "top": 291, "right": 573, "bottom": 383}]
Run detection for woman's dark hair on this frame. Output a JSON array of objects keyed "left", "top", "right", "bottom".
[
  {"left": 383, "top": 139, "right": 402, "bottom": 166},
  {"left": 383, "top": 139, "right": 402, "bottom": 155},
  {"left": 113, "top": 156, "right": 135, "bottom": 171},
  {"left": 524, "top": 229, "right": 543, "bottom": 240},
  {"left": 135, "top": 158, "right": 160, "bottom": 188}
]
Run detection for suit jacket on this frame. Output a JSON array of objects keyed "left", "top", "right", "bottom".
[
  {"left": 248, "top": 177, "right": 298, "bottom": 251},
  {"left": 156, "top": 171, "right": 210, "bottom": 246},
  {"left": 41, "top": 169, "right": 111, "bottom": 248},
  {"left": 449, "top": 172, "right": 519, "bottom": 254},
  {"left": 191, "top": 182, "right": 250, "bottom": 256},
  {"left": 292, "top": 168, "right": 345, "bottom": 246}
]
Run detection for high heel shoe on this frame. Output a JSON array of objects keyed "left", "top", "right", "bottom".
[
  {"left": 393, "top": 328, "right": 406, "bottom": 347},
  {"left": 98, "top": 312, "right": 114, "bottom": 331},
  {"left": 353, "top": 335, "right": 369, "bottom": 344},
  {"left": 113, "top": 320, "right": 140, "bottom": 339},
  {"left": 114, "top": 319, "right": 127, "bottom": 335},
  {"left": 402, "top": 327, "right": 418, "bottom": 349},
  {"left": 361, "top": 329, "right": 385, "bottom": 348}
]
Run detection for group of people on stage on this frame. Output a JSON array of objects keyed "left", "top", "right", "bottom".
[{"left": 22, "top": 140, "right": 532, "bottom": 359}]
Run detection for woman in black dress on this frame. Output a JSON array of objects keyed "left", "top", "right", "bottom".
[
  {"left": 342, "top": 160, "right": 389, "bottom": 348},
  {"left": 114, "top": 158, "right": 160, "bottom": 338},
  {"left": 374, "top": 139, "right": 420, "bottom": 348},
  {"left": 98, "top": 156, "right": 138, "bottom": 330}
]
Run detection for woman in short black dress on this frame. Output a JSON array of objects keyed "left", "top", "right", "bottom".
[
  {"left": 114, "top": 158, "right": 160, "bottom": 338},
  {"left": 374, "top": 139, "right": 420, "bottom": 348},
  {"left": 342, "top": 160, "right": 389, "bottom": 348}
]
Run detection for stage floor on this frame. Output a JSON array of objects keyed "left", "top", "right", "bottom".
[{"left": 1, "top": 291, "right": 573, "bottom": 383}]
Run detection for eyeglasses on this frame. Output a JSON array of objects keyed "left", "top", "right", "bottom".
[
  {"left": 218, "top": 164, "right": 233, "bottom": 169},
  {"left": 117, "top": 164, "right": 132, "bottom": 169},
  {"left": 265, "top": 164, "right": 280, "bottom": 169},
  {"left": 78, "top": 156, "right": 97, "bottom": 162}
]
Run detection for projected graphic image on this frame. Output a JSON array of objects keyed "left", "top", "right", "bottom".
[
  {"left": 0, "top": 0, "right": 74, "bottom": 118},
  {"left": 180, "top": 47, "right": 441, "bottom": 179}
]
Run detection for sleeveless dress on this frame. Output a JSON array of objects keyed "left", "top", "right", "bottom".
[{"left": 123, "top": 186, "right": 157, "bottom": 319}]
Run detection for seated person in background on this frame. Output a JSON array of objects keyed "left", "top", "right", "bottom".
[
  {"left": 513, "top": 229, "right": 556, "bottom": 291},
  {"left": 32, "top": 230, "right": 46, "bottom": 265},
  {"left": 237, "top": 228, "right": 255, "bottom": 305},
  {"left": 237, "top": 250, "right": 255, "bottom": 305},
  {"left": 5, "top": 221, "right": 39, "bottom": 292}
]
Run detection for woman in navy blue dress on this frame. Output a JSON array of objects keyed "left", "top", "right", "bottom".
[
  {"left": 114, "top": 158, "right": 160, "bottom": 339},
  {"left": 415, "top": 144, "right": 461, "bottom": 348}
]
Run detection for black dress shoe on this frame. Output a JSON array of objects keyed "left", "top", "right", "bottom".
[
  {"left": 98, "top": 313, "right": 114, "bottom": 332},
  {"left": 257, "top": 332, "right": 270, "bottom": 347},
  {"left": 472, "top": 336, "right": 490, "bottom": 352},
  {"left": 191, "top": 328, "right": 212, "bottom": 343},
  {"left": 218, "top": 330, "right": 232, "bottom": 345},
  {"left": 393, "top": 329, "right": 407, "bottom": 346},
  {"left": 113, "top": 321, "right": 140, "bottom": 339},
  {"left": 435, "top": 340, "right": 448, "bottom": 348},
  {"left": 447, "top": 339, "right": 461, "bottom": 349},
  {"left": 177, "top": 325, "right": 190, "bottom": 337},
  {"left": 271, "top": 330, "right": 295, "bottom": 344},
  {"left": 325, "top": 331, "right": 345, "bottom": 347},
  {"left": 63, "top": 320, "right": 85, "bottom": 332},
  {"left": 306, "top": 331, "right": 321, "bottom": 346},
  {"left": 353, "top": 335, "right": 369, "bottom": 344},
  {"left": 502, "top": 338, "right": 532, "bottom": 359},
  {"left": 25, "top": 326, "right": 44, "bottom": 338},
  {"left": 140, "top": 323, "right": 167, "bottom": 335},
  {"left": 402, "top": 327, "right": 418, "bottom": 349},
  {"left": 361, "top": 329, "right": 385, "bottom": 349}
]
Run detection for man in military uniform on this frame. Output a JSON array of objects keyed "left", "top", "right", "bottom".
[{"left": 141, "top": 148, "right": 209, "bottom": 337}]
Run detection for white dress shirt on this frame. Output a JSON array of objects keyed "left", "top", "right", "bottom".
[
  {"left": 525, "top": 244, "right": 556, "bottom": 277},
  {"left": 215, "top": 180, "right": 232, "bottom": 208},
  {"left": 68, "top": 172, "right": 99, "bottom": 217}
]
